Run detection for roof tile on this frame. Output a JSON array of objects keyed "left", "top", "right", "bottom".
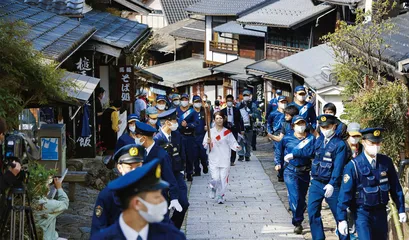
[{"left": 160, "top": 0, "right": 200, "bottom": 24}]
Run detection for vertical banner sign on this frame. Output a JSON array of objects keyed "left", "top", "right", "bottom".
[
  {"left": 75, "top": 56, "right": 92, "bottom": 76},
  {"left": 255, "top": 81, "right": 265, "bottom": 112},
  {"left": 118, "top": 66, "right": 135, "bottom": 103}
]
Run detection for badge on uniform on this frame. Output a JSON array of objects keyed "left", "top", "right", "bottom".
[
  {"left": 156, "top": 165, "right": 161, "bottom": 178},
  {"left": 381, "top": 171, "right": 387, "bottom": 177},
  {"left": 129, "top": 147, "right": 138, "bottom": 156},
  {"left": 343, "top": 174, "right": 350, "bottom": 183},
  {"left": 95, "top": 205, "right": 103, "bottom": 217},
  {"left": 374, "top": 130, "right": 381, "bottom": 137},
  {"left": 321, "top": 116, "right": 327, "bottom": 122}
]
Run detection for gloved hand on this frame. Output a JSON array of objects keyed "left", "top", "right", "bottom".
[
  {"left": 338, "top": 221, "right": 348, "bottom": 236},
  {"left": 399, "top": 213, "right": 407, "bottom": 223},
  {"left": 169, "top": 199, "right": 183, "bottom": 212},
  {"left": 284, "top": 154, "right": 293, "bottom": 163},
  {"left": 323, "top": 184, "right": 334, "bottom": 198}
]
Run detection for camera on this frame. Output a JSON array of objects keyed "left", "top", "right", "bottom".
[{"left": 1, "top": 131, "right": 40, "bottom": 168}]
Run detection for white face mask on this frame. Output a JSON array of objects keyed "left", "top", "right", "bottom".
[
  {"left": 149, "top": 119, "right": 157, "bottom": 125},
  {"left": 129, "top": 125, "right": 136, "bottom": 133},
  {"left": 181, "top": 101, "right": 189, "bottom": 107},
  {"left": 203, "top": 98, "right": 207, "bottom": 101},
  {"left": 135, "top": 136, "right": 145, "bottom": 146},
  {"left": 278, "top": 103, "right": 287, "bottom": 109},
  {"left": 169, "top": 122, "right": 179, "bottom": 131},
  {"left": 294, "top": 125, "right": 306, "bottom": 133},
  {"left": 137, "top": 197, "right": 168, "bottom": 223},
  {"left": 349, "top": 136, "right": 361, "bottom": 144},
  {"left": 226, "top": 101, "right": 233, "bottom": 107},
  {"left": 193, "top": 103, "right": 202, "bottom": 108},
  {"left": 173, "top": 100, "right": 180, "bottom": 106},
  {"left": 365, "top": 144, "right": 380, "bottom": 156},
  {"left": 156, "top": 104, "right": 166, "bottom": 110},
  {"left": 243, "top": 96, "right": 250, "bottom": 101},
  {"left": 321, "top": 128, "right": 335, "bottom": 138},
  {"left": 296, "top": 95, "right": 306, "bottom": 102}
]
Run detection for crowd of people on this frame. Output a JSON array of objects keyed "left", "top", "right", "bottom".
[{"left": 89, "top": 85, "right": 408, "bottom": 240}]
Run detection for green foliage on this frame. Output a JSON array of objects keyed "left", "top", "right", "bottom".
[
  {"left": 131, "top": 35, "right": 154, "bottom": 67},
  {"left": 27, "top": 161, "right": 57, "bottom": 201},
  {"left": 0, "top": 21, "right": 73, "bottom": 129}
]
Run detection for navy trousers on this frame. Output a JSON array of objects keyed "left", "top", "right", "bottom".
[
  {"left": 284, "top": 167, "right": 310, "bottom": 226},
  {"left": 170, "top": 172, "right": 190, "bottom": 229},
  {"left": 181, "top": 135, "right": 195, "bottom": 175},
  {"left": 193, "top": 134, "right": 208, "bottom": 174},
  {"left": 355, "top": 207, "right": 387, "bottom": 240}
]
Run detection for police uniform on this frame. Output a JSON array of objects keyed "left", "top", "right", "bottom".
[
  {"left": 115, "top": 114, "right": 139, "bottom": 152},
  {"left": 91, "top": 159, "right": 186, "bottom": 240},
  {"left": 266, "top": 89, "right": 282, "bottom": 117},
  {"left": 275, "top": 115, "right": 316, "bottom": 233},
  {"left": 307, "top": 114, "right": 348, "bottom": 240},
  {"left": 268, "top": 96, "right": 286, "bottom": 180},
  {"left": 176, "top": 94, "right": 198, "bottom": 180},
  {"left": 134, "top": 121, "right": 181, "bottom": 224},
  {"left": 337, "top": 128, "right": 406, "bottom": 240},
  {"left": 91, "top": 144, "right": 144, "bottom": 236},
  {"left": 154, "top": 109, "right": 189, "bottom": 229},
  {"left": 192, "top": 95, "right": 209, "bottom": 176},
  {"left": 289, "top": 86, "right": 317, "bottom": 130},
  {"left": 170, "top": 93, "right": 181, "bottom": 109},
  {"left": 146, "top": 106, "right": 160, "bottom": 130},
  {"left": 156, "top": 95, "right": 167, "bottom": 115}
]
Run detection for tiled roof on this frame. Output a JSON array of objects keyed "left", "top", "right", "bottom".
[
  {"left": 81, "top": 10, "right": 149, "bottom": 49},
  {"left": 264, "top": 69, "right": 292, "bottom": 83},
  {"left": 170, "top": 19, "right": 205, "bottom": 42},
  {"left": 186, "top": 0, "right": 270, "bottom": 16},
  {"left": 213, "top": 21, "right": 266, "bottom": 37},
  {"left": 237, "top": 0, "right": 334, "bottom": 28},
  {"left": 212, "top": 58, "right": 256, "bottom": 75},
  {"left": 246, "top": 59, "right": 283, "bottom": 74},
  {"left": 160, "top": 0, "right": 201, "bottom": 24},
  {"left": 21, "top": 0, "right": 84, "bottom": 15},
  {"left": 113, "top": 0, "right": 153, "bottom": 15},
  {"left": 318, "top": 0, "right": 361, "bottom": 5},
  {"left": 150, "top": 18, "right": 192, "bottom": 52},
  {"left": 0, "top": 0, "right": 95, "bottom": 62}
]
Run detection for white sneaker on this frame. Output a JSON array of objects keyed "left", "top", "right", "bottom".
[
  {"left": 209, "top": 188, "right": 216, "bottom": 199},
  {"left": 217, "top": 196, "right": 224, "bottom": 204}
]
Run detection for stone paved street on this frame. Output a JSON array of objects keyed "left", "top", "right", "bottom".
[{"left": 185, "top": 153, "right": 304, "bottom": 240}]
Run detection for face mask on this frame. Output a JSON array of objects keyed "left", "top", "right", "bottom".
[
  {"left": 156, "top": 104, "right": 166, "bottom": 110},
  {"left": 294, "top": 125, "right": 306, "bottom": 133},
  {"left": 129, "top": 125, "right": 136, "bottom": 133},
  {"left": 322, "top": 128, "right": 335, "bottom": 138},
  {"left": 227, "top": 101, "right": 233, "bottom": 107},
  {"left": 169, "top": 122, "right": 179, "bottom": 131},
  {"left": 296, "top": 95, "right": 306, "bottom": 102},
  {"left": 137, "top": 197, "right": 168, "bottom": 223},
  {"left": 173, "top": 100, "right": 180, "bottom": 106},
  {"left": 193, "top": 103, "right": 202, "bottom": 108},
  {"left": 181, "top": 101, "right": 189, "bottom": 107},
  {"left": 149, "top": 119, "right": 157, "bottom": 125},
  {"left": 203, "top": 98, "right": 207, "bottom": 101},
  {"left": 278, "top": 103, "right": 287, "bottom": 109},
  {"left": 349, "top": 136, "right": 360, "bottom": 144},
  {"left": 243, "top": 96, "right": 250, "bottom": 101},
  {"left": 365, "top": 144, "right": 380, "bottom": 156},
  {"left": 135, "top": 136, "right": 145, "bottom": 146}
]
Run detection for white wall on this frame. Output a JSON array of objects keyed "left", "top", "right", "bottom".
[
  {"left": 135, "top": 14, "right": 167, "bottom": 29},
  {"left": 204, "top": 85, "right": 216, "bottom": 103},
  {"left": 145, "top": 0, "right": 163, "bottom": 10},
  {"left": 315, "top": 87, "right": 345, "bottom": 117}
]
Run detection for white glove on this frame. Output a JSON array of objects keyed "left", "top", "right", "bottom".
[
  {"left": 169, "top": 199, "right": 183, "bottom": 212},
  {"left": 338, "top": 220, "right": 348, "bottom": 236},
  {"left": 399, "top": 213, "right": 407, "bottom": 223},
  {"left": 284, "top": 153, "right": 293, "bottom": 163},
  {"left": 323, "top": 184, "right": 334, "bottom": 198}
]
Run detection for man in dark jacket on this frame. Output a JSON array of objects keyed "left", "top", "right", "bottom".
[{"left": 221, "top": 95, "right": 244, "bottom": 166}]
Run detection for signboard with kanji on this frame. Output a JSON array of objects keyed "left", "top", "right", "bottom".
[{"left": 118, "top": 66, "right": 135, "bottom": 103}]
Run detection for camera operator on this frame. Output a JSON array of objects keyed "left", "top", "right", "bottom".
[{"left": 0, "top": 117, "right": 22, "bottom": 193}]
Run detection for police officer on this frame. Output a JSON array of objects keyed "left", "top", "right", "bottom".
[
  {"left": 115, "top": 114, "right": 139, "bottom": 152},
  {"left": 237, "top": 90, "right": 254, "bottom": 161},
  {"left": 91, "top": 159, "right": 186, "bottom": 240},
  {"left": 289, "top": 86, "right": 317, "bottom": 132},
  {"left": 154, "top": 108, "right": 189, "bottom": 229},
  {"left": 322, "top": 102, "right": 347, "bottom": 139},
  {"left": 337, "top": 128, "right": 406, "bottom": 240},
  {"left": 176, "top": 93, "right": 198, "bottom": 181},
  {"left": 155, "top": 95, "right": 167, "bottom": 115},
  {"left": 308, "top": 114, "right": 348, "bottom": 240},
  {"left": 192, "top": 95, "right": 209, "bottom": 176},
  {"left": 275, "top": 115, "right": 316, "bottom": 234},
  {"left": 91, "top": 144, "right": 144, "bottom": 235},
  {"left": 266, "top": 89, "right": 282, "bottom": 117},
  {"left": 146, "top": 107, "right": 159, "bottom": 130},
  {"left": 170, "top": 93, "right": 181, "bottom": 109},
  {"left": 133, "top": 121, "right": 182, "bottom": 223}
]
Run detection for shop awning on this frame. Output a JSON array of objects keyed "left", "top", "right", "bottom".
[{"left": 62, "top": 72, "right": 100, "bottom": 104}]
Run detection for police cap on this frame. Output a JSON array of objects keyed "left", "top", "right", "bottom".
[
  {"left": 276, "top": 89, "right": 282, "bottom": 95},
  {"left": 294, "top": 86, "right": 306, "bottom": 93},
  {"left": 156, "top": 95, "right": 167, "bottom": 102},
  {"left": 181, "top": 93, "right": 189, "bottom": 100},
  {"left": 292, "top": 115, "right": 306, "bottom": 124},
  {"left": 158, "top": 108, "right": 177, "bottom": 121},
  {"left": 278, "top": 96, "right": 287, "bottom": 102},
  {"left": 127, "top": 114, "right": 139, "bottom": 123},
  {"left": 146, "top": 107, "right": 158, "bottom": 118},
  {"left": 360, "top": 127, "right": 385, "bottom": 143},
  {"left": 192, "top": 95, "right": 201, "bottom": 102},
  {"left": 108, "top": 159, "right": 169, "bottom": 197},
  {"left": 318, "top": 114, "right": 338, "bottom": 127},
  {"left": 171, "top": 93, "right": 180, "bottom": 100},
  {"left": 113, "top": 144, "right": 144, "bottom": 164},
  {"left": 135, "top": 121, "right": 157, "bottom": 136},
  {"left": 243, "top": 90, "right": 251, "bottom": 96}
]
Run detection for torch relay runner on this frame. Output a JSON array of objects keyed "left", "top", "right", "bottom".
[{"left": 203, "top": 111, "right": 241, "bottom": 204}]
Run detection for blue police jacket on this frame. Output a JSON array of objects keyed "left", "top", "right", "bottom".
[
  {"left": 267, "top": 98, "right": 279, "bottom": 116},
  {"left": 193, "top": 108, "right": 207, "bottom": 135},
  {"left": 281, "top": 121, "right": 293, "bottom": 136},
  {"left": 115, "top": 133, "right": 136, "bottom": 153},
  {"left": 176, "top": 106, "right": 198, "bottom": 135},
  {"left": 154, "top": 129, "right": 185, "bottom": 172},
  {"left": 275, "top": 133, "right": 316, "bottom": 167},
  {"left": 90, "top": 187, "right": 121, "bottom": 235},
  {"left": 289, "top": 102, "right": 317, "bottom": 129},
  {"left": 144, "top": 142, "right": 179, "bottom": 200},
  {"left": 267, "top": 110, "right": 285, "bottom": 135},
  {"left": 337, "top": 153, "right": 405, "bottom": 221},
  {"left": 90, "top": 221, "right": 186, "bottom": 240},
  {"left": 311, "top": 135, "right": 348, "bottom": 187}
]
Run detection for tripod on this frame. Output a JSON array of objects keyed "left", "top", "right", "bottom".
[{"left": 0, "top": 184, "right": 38, "bottom": 240}]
